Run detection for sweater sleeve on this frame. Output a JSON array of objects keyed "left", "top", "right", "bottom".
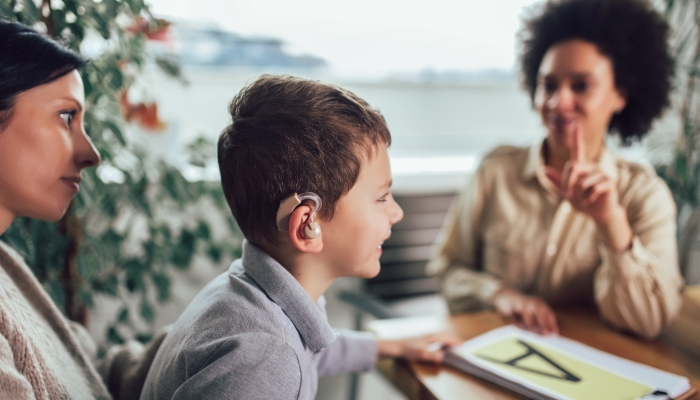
[
  {"left": 0, "top": 333, "right": 35, "bottom": 400},
  {"left": 427, "top": 164, "right": 503, "bottom": 313},
  {"left": 315, "top": 330, "right": 377, "bottom": 377},
  {"left": 594, "top": 175, "right": 684, "bottom": 339}
]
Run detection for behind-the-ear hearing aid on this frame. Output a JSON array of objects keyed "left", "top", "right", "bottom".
[{"left": 276, "top": 192, "right": 323, "bottom": 239}]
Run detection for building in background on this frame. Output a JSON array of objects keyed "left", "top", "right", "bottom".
[{"left": 151, "top": 20, "right": 327, "bottom": 69}]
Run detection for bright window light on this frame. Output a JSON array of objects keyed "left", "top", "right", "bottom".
[{"left": 391, "top": 156, "right": 476, "bottom": 175}]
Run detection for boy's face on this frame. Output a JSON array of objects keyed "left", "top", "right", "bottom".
[{"left": 320, "top": 144, "right": 404, "bottom": 278}]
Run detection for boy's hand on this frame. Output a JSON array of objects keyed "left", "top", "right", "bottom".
[{"left": 377, "top": 333, "right": 462, "bottom": 364}]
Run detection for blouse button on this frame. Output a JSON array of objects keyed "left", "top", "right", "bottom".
[{"left": 546, "top": 244, "right": 557, "bottom": 256}]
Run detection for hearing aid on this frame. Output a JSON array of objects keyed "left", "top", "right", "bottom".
[{"left": 276, "top": 192, "right": 323, "bottom": 239}]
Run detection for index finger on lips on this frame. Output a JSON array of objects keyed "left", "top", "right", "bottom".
[{"left": 570, "top": 121, "right": 584, "bottom": 163}]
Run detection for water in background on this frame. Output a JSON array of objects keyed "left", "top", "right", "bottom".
[{"left": 129, "top": 66, "right": 676, "bottom": 194}]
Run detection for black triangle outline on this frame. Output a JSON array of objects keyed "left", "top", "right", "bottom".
[{"left": 476, "top": 339, "right": 581, "bottom": 383}]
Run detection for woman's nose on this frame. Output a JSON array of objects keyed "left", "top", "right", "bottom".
[
  {"left": 74, "top": 129, "right": 101, "bottom": 168},
  {"left": 547, "top": 87, "right": 574, "bottom": 111}
]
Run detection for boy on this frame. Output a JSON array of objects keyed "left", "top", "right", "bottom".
[{"left": 141, "top": 75, "right": 459, "bottom": 399}]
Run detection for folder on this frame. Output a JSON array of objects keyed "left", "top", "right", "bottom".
[{"left": 445, "top": 326, "right": 695, "bottom": 400}]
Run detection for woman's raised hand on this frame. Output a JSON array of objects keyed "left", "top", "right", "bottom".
[
  {"left": 544, "top": 124, "right": 621, "bottom": 224},
  {"left": 543, "top": 123, "right": 633, "bottom": 251}
]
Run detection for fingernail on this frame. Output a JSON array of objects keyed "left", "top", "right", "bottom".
[{"left": 426, "top": 342, "right": 443, "bottom": 352}]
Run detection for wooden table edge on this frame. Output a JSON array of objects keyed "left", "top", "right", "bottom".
[{"left": 371, "top": 307, "right": 700, "bottom": 400}]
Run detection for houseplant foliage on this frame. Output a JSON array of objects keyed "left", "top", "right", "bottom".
[
  {"left": 0, "top": 0, "right": 241, "bottom": 343},
  {"left": 657, "top": 0, "right": 700, "bottom": 283}
]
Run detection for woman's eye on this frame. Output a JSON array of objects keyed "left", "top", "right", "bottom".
[
  {"left": 60, "top": 111, "right": 74, "bottom": 127},
  {"left": 542, "top": 81, "right": 557, "bottom": 93},
  {"left": 572, "top": 81, "right": 589, "bottom": 93}
]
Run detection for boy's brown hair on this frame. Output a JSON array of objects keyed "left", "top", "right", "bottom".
[{"left": 218, "top": 74, "right": 391, "bottom": 246}]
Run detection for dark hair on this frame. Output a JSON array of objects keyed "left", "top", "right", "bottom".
[
  {"left": 0, "top": 19, "right": 88, "bottom": 130},
  {"left": 519, "top": 0, "right": 673, "bottom": 142},
  {"left": 218, "top": 74, "right": 391, "bottom": 246}
]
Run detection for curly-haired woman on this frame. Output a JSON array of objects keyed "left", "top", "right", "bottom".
[{"left": 428, "top": 0, "right": 682, "bottom": 339}]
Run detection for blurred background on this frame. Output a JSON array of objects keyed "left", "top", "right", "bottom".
[{"left": 1, "top": 0, "right": 697, "bottom": 399}]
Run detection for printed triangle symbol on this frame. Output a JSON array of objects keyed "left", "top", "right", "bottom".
[{"left": 476, "top": 339, "right": 581, "bottom": 383}]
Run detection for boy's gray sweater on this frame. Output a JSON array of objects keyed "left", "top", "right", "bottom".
[{"left": 140, "top": 240, "right": 377, "bottom": 400}]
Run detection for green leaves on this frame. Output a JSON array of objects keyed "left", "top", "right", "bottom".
[
  {"left": 658, "top": 0, "right": 700, "bottom": 211},
  {"left": 155, "top": 55, "right": 185, "bottom": 82},
  {"left": 117, "top": 307, "right": 130, "bottom": 324},
  {"left": 140, "top": 300, "right": 154, "bottom": 323},
  {"left": 172, "top": 230, "right": 196, "bottom": 269},
  {"left": 15, "top": 0, "right": 41, "bottom": 26},
  {"left": 107, "top": 326, "right": 125, "bottom": 344},
  {"left": 151, "top": 272, "right": 170, "bottom": 302},
  {"left": 0, "top": 0, "right": 242, "bottom": 346}
]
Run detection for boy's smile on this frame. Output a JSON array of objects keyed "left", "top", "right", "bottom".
[{"left": 319, "top": 144, "right": 403, "bottom": 279}]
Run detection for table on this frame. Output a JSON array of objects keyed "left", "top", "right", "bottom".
[{"left": 371, "top": 307, "right": 700, "bottom": 400}]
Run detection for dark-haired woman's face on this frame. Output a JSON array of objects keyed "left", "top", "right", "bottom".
[
  {"left": 534, "top": 40, "right": 626, "bottom": 160},
  {"left": 0, "top": 70, "right": 100, "bottom": 226}
]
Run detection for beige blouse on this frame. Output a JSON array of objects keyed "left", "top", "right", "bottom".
[{"left": 427, "top": 141, "right": 684, "bottom": 339}]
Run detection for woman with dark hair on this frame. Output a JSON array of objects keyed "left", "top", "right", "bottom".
[
  {"left": 0, "top": 20, "right": 161, "bottom": 399},
  {"left": 429, "top": 0, "right": 683, "bottom": 339}
]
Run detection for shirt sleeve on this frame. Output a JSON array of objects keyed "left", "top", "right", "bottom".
[
  {"left": 0, "top": 333, "right": 35, "bottom": 399},
  {"left": 427, "top": 164, "right": 503, "bottom": 313},
  {"left": 172, "top": 334, "right": 301, "bottom": 400},
  {"left": 315, "top": 330, "right": 377, "bottom": 377},
  {"left": 594, "top": 175, "right": 684, "bottom": 339}
]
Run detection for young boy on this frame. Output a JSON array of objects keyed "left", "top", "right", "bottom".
[{"left": 140, "top": 75, "right": 459, "bottom": 399}]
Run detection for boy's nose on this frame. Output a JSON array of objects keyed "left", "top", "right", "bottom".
[{"left": 389, "top": 199, "right": 404, "bottom": 225}]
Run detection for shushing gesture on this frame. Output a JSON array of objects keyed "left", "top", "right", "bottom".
[
  {"left": 544, "top": 123, "right": 619, "bottom": 223},
  {"left": 543, "top": 122, "right": 633, "bottom": 251},
  {"left": 492, "top": 122, "right": 634, "bottom": 335}
]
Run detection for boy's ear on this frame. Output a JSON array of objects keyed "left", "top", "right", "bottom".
[{"left": 287, "top": 205, "right": 323, "bottom": 253}]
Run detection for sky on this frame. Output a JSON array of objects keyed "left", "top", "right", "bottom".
[{"left": 146, "top": 0, "right": 541, "bottom": 75}]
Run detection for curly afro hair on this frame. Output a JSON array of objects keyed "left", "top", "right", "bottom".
[{"left": 519, "top": 0, "right": 674, "bottom": 142}]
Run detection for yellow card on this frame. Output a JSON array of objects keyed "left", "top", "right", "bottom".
[{"left": 464, "top": 336, "right": 653, "bottom": 400}]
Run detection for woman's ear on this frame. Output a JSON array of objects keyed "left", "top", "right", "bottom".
[
  {"left": 287, "top": 205, "right": 323, "bottom": 253},
  {"left": 614, "top": 86, "right": 627, "bottom": 113}
]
